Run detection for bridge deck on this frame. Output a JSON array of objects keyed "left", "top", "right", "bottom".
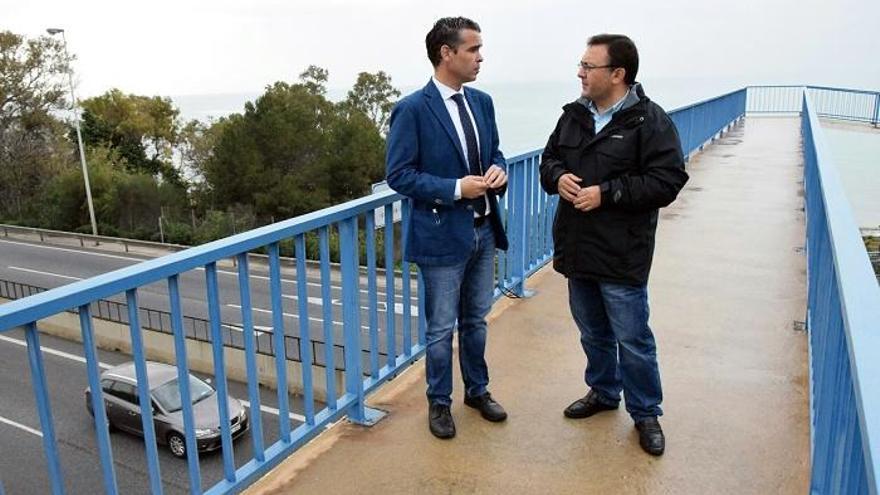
[{"left": 246, "top": 117, "right": 811, "bottom": 494}]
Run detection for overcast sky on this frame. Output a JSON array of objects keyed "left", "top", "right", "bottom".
[{"left": 4, "top": 0, "right": 879, "bottom": 98}]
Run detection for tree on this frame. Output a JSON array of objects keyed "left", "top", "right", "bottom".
[
  {"left": 0, "top": 30, "right": 75, "bottom": 222},
  {"left": 80, "top": 89, "right": 183, "bottom": 185},
  {"left": 40, "top": 144, "right": 167, "bottom": 239},
  {"left": 345, "top": 71, "right": 401, "bottom": 134},
  {"left": 202, "top": 68, "right": 387, "bottom": 222},
  {"left": 179, "top": 117, "right": 227, "bottom": 185},
  {"left": 299, "top": 65, "right": 329, "bottom": 96}
]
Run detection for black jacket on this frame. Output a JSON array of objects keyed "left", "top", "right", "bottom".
[{"left": 539, "top": 84, "right": 688, "bottom": 285}]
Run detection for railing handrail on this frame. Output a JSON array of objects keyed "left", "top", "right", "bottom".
[
  {"left": 807, "top": 85, "right": 880, "bottom": 97},
  {"left": 803, "top": 89, "right": 880, "bottom": 490},
  {"left": 0, "top": 189, "right": 402, "bottom": 331},
  {"left": 668, "top": 87, "right": 747, "bottom": 114}
]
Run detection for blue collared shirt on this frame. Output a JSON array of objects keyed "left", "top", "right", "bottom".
[{"left": 587, "top": 88, "right": 631, "bottom": 134}]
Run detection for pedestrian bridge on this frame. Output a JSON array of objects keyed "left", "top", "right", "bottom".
[{"left": 1, "top": 86, "right": 878, "bottom": 494}]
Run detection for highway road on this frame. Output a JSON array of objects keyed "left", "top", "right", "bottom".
[
  {"left": 0, "top": 237, "right": 423, "bottom": 363},
  {"left": 0, "top": 326, "right": 317, "bottom": 494}
]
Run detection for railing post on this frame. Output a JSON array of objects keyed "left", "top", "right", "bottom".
[
  {"left": 340, "top": 216, "right": 385, "bottom": 426},
  {"left": 25, "top": 322, "right": 66, "bottom": 495},
  {"left": 872, "top": 92, "right": 879, "bottom": 127},
  {"left": 511, "top": 160, "right": 527, "bottom": 296}
]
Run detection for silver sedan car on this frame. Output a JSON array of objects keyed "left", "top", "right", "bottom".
[{"left": 85, "top": 361, "right": 248, "bottom": 458}]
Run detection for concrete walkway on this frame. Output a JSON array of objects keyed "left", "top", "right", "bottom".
[{"left": 246, "top": 117, "right": 811, "bottom": 494}]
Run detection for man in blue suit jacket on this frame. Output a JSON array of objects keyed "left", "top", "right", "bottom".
[{"left": 386, "top": 17, "right": 509, "bottom": 439}]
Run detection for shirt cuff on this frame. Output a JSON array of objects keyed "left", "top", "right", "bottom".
[{"left": 454, "top": 179, "right": 462, "bottom": 200}]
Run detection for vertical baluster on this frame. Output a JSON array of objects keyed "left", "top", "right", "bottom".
[
  {"left": 235, "top": 255, "right": 265, "bottom": 460},
  {"left": 383, "top": 206, "right": 397, "bottom": 368},
  {"left": 401, "top": 202, "right": 413, "bottom": 356},
  {"left": 295, "top": 235, "right": 315, "bottom": 425},
  {"left": 26, "top": 322, "right": 67, "bottom": 495},
  {"left": 268, "top": 244, "right": 292, "bottom": 439},
  {"left": 168, "top": 276, "right": 202, "bottom": 493},
  {"left": 126, "top": 290, "right": 163, "bottom": 495},
  {"left": 365, "top": 213, "right": 380, "bottom": 379},
  {"left": 205, "top": 262, "right": 236, "bottom": 481},
  {"left": 319, "top": 227, "right": 337, "bottom": 408}
]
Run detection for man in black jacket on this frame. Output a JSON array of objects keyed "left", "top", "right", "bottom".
[{"left": 539, "top": 34, "right": 688, "bottom": 456}]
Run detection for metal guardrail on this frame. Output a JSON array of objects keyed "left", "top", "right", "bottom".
[
  {"left": 0, "top": 279, "right": 382, "bottom": 371},
  {"left": 0, "top": 223, "right": 190, "bottom": 253},
  {"left": 801, "top": 88, "right": 880, "bottom": 494},
  {"left": 748, "top": 85, "right": 880, "bottom": 126},
  {"left": 868, "top": 251, "right": 880, "bottom": 283}
]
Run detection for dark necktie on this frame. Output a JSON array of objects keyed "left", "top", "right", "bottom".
[{"left": 450, "top": 93, "right": 486, "bottom": 216}]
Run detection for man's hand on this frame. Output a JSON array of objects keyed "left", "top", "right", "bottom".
[
  {"left": 461, "top": 175, "right": 489, "bottom": 199},
  {"left": 573, "top": 185, "right": 602, "bottom": 212},
  {"left": 484, "top": 165, "right": 508, "bottom": 189},
  {"left": 558, "top": 173, "right": 583, "bottom": 203}
]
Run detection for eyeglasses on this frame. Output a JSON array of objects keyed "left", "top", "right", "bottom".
[{"left": 577, "top": 62, "right": 617, "bottom": 72}]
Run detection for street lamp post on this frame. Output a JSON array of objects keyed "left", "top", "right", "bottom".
[{"left": 47, "top": 28, "right": 98, "bottom": 238}]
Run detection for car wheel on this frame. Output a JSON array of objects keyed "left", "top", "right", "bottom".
[{"left": 167, "top": 432, "right": 186, "bottom": 458}]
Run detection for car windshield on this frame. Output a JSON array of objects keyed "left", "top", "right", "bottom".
[{"left": 152, "top": 375, "right": 215, "bottom": 413}]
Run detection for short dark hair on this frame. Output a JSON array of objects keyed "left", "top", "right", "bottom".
[
  {"left": 425, "top": 17, "right": 481, "bottom": 67},
  {"left": 588, "top": 34, "right": 639, "bottom": 85}
]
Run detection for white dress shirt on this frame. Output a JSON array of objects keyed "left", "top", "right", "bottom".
[{"left": 432, "top": 77, "right": 490, "bottom": 216}]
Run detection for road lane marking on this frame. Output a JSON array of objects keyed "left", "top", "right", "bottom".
[
  {"left": 226, "top": 304, "right": 373, "bottom": 332},
  {"left": 7, "top": 266, "right": 84, "bottom": 281},
  {"left": 0, "top": 334, "right": 113, "bottom": 370},
  {"left": 281, "top": 294, "right": 418, "bottom": 317},
  {"left": 240, "top": 401, "right": 306, "bottom": 422},
  {"left": 221, "top": 324, "right": 270, "bottom": 336},
  {"left": 1, "top": 238, "right": 406, "bottom": 301},
  {"left": 0, "top": 415, "right": 42, "bottom": 437}
]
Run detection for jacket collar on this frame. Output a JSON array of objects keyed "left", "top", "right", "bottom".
[{"left": 422, "top": 79, "right": 489, "bottom": 173}]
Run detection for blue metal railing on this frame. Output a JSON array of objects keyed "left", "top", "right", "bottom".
[
  {"left": 0, "top": 85, "right": 751, "bottom": 494},
  {"left": 0, "top": 191, "right": 428, "bottom": 494},
  {"left": 669, "top": 88, "right": 748, "bottom": 159},
  {"left": 748, "top": 85, "right": 880, "bottom": 126},
  {"left": 747, "top": 85, "right": 805, "bottom": 114},
  {"left": 801, "top": 89, "right": 880, "bottom": 494},
  {"left": 497, "top": 149, "right": 557, "bottom": 296}
]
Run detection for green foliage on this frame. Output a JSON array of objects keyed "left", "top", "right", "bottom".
[
  {"left": 40, "top": 145, "right": 160, "bottom": 234},
  {"left": 0, "top": 30, "right": 76, "bottom": 222},
  {"left": 299, "top": 65, "right": 329, "bottom": 96},
  {"left": 202, "top": 69, "right": 389, "bottom": 223},
  {"left": 161, "top": 220, "right": 194, "bottom": 245},
  {"left": 2, "top": 49, "right": 404, "bottom": 259},
  {"left": 345, "top": 71, "right": 401, "bottom": 134},
  {"left": 80, "top": 88, "right": 182, "bottom": 185}
]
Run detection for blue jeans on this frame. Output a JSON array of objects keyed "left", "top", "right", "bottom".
[
  {"left": 418, "top": 222, "right": 496, "bottom": 406},
  {"left": 568, "top": 278, "right": 663, "bottom": 420}
]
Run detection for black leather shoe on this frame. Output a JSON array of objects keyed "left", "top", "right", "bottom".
[
  {"left": 429, "top": 403, "right": 456, "bottom": 439},
  {"left": 564, "top": 389, "right": 619, "bottom": 418},
  {"left": 635, "top": 417, "right": 665, "bottom": 456},
  {"left": 464, "top": 392, "right": 508, "bottom": 422}
]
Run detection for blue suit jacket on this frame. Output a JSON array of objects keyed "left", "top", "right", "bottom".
[{"left": 386, "top": 80, "right": 509, "bottom": 266}]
